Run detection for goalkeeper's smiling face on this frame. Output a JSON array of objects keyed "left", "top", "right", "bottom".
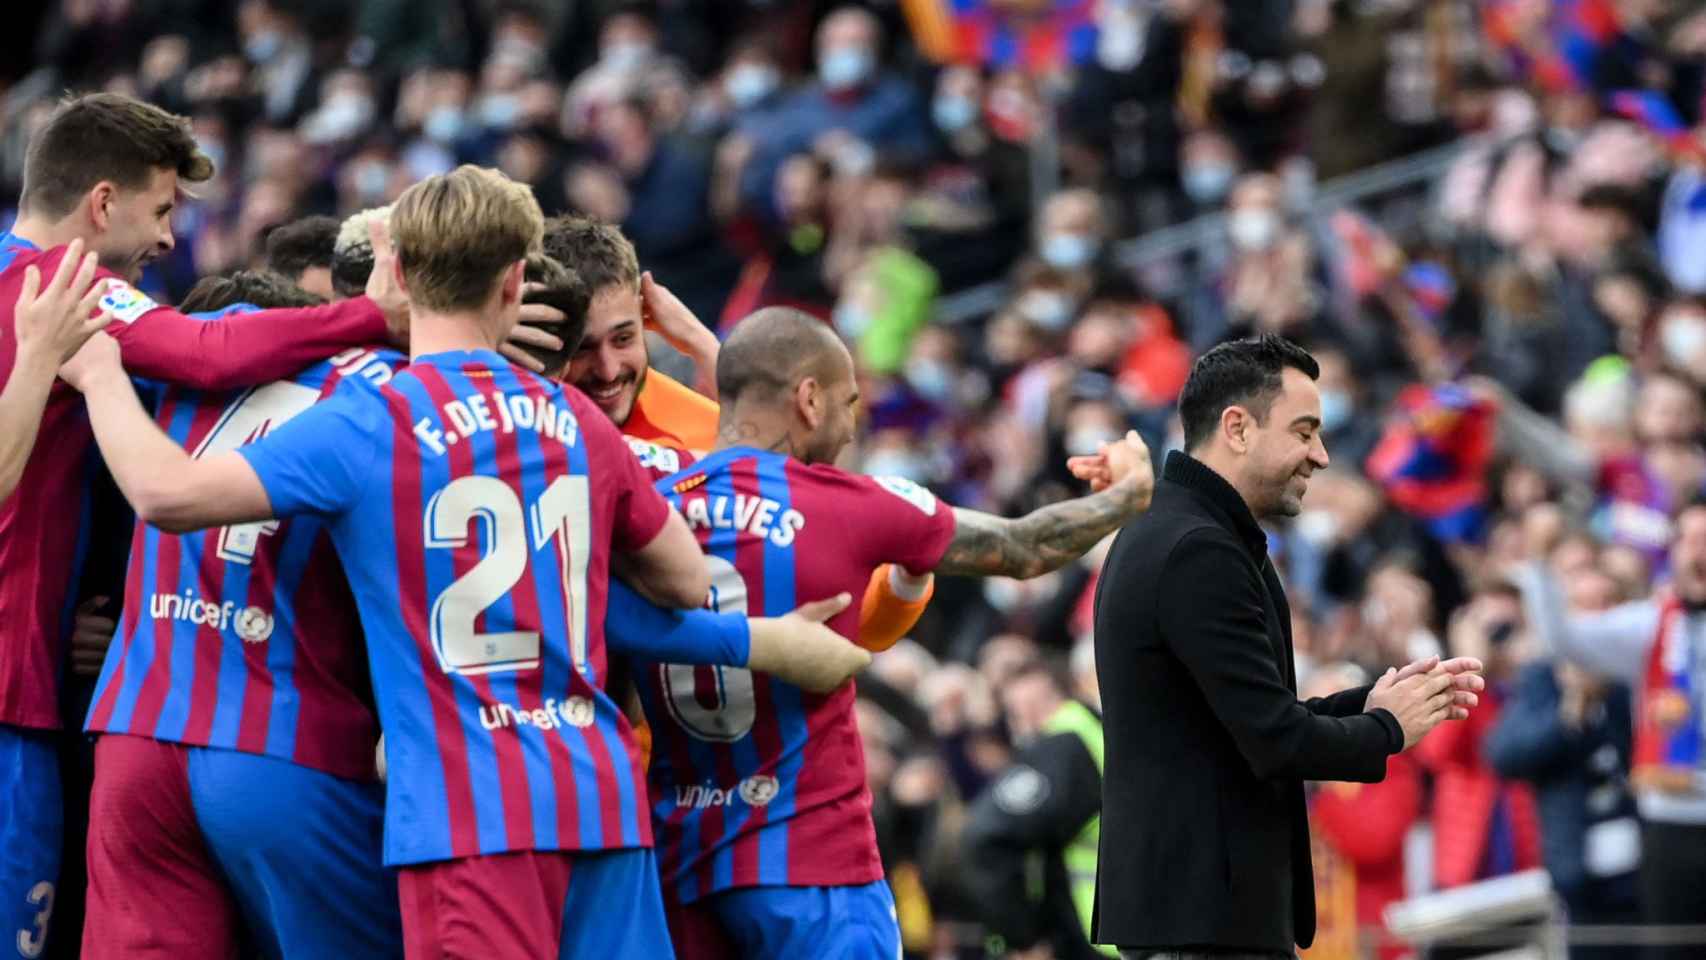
[{"left": 568, "top": 281, "right": 649, "bottom": 427}]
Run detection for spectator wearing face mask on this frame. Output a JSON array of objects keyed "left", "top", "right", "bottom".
[
  {"left": 563, "top": 6, "right": 663, "bottom": 137},
  {"left": 238, "top": 0, "right": 316, "bottom": 126},
  {"left": 592, "top": 94, "right": 735, "bottom": 324},
  {"left": 1188, "top": 172, "right": 1323, "bottom": 350},
  {"left": 735, "top": 6, "right": 931, "bottom": 220},
  {"left": 1178, "top": 128, "right": 1241, "bottom": 213},
  {"left": 1310, "top": 341, "right": 1379, "bottom": 469}
]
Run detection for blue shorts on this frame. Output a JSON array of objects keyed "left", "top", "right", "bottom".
[
  {"left": 709, "top": 880, "right": 900, "bottom": 960},
  {"left": 0, "top": 725, "right": 61, "bottom": 959},
  {"left": 83, "top": 735, "right": 397, "bottom": 960}
]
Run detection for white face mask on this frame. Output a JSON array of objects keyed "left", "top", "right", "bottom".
[
  {"left": 1662, "top": 315, "right": 1706, "bottom": 367},
  {"left": 1229, "top": 208, "right": 1280, "bottom": 251},
  {"left": 726, "top": 64, "right": 779, "bottom": 110},
  {"left": 819, "top": 47, "right": 873, "bottom": 90},
  {"left": 603, "top": 41, "right": 653, "bottom": 71},
  {"left": 1065, "top": 427, "right": 1120, "bottom": 458}
]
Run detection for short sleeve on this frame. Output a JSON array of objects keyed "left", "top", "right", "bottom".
[
  {"left": 581, "top": 401, "right": 671, "bottom": 552},
  {"left": 842, "top": 472, "right": 957, "bottom": 574},
  {"left": 238, "top": 379, "right": 384, "bottom": 517}
]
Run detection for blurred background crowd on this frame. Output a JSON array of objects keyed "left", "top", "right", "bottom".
[{"left": 9, "top": 0, "right": 1706, "bottom": 958}]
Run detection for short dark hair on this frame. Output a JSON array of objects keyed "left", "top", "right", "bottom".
[
  {"left": 22, "top": 93, "right": 213, "bottom": 219},
  {"left": 717, "top": 307, "right": 845, "bottom": 403},
  {"left": 519, "top": 253, "right": 591, "bottom": 378},
  {"left": 542, "top": 214, "right": 639, "bottom": 298},
  {"left": 264, "top": 215, "right": 339, "bottom": 279},
  {"left": 178, "top": 270, "right": 326, "bottom": 313},
  {"left": 1178, "top": 335, "right": 1319, "bottom": 452}
]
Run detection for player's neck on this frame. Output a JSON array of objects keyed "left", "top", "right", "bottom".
[
  {"left": 407, "top": 308, "right": 503, "bottom": 360},
  {"left": 9, "top": 212, "right": 86, "bottom": 251},
  {"left": 712, "top": 409, "right": 796, "bottom": 457}
]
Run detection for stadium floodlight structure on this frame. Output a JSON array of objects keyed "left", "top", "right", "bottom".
[{"left": 1384, "top": 868, "right": 1565, "bottom": 960}]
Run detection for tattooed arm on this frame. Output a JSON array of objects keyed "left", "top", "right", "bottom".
[{"left": 934, "top": 431, "right": 1154, "bottom": 579}]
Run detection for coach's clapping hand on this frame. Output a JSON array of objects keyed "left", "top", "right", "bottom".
[{"left": 1365, "top": 655, "right": 1484, "bottom": 749}]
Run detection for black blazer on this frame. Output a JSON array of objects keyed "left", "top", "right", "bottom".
[{"left": 1091, "top": 452, "right": 1403, "bottom": 953}]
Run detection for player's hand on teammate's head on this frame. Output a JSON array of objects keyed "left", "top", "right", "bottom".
[
  {"left": 15, "top": 237, "right": 112, "bottom": 365},
  {"left": 363, "top": 215, "right": 411, "bottom": 343},
  {"left": 57, "top": 331, "right": 123, "bottom": 392},
  {"left": 499, "top": 320, "right": 563, "bottom": 374}
]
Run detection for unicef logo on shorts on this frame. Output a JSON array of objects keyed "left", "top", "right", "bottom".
[
  {"left": 738, "top": 775, "right": 779, "bottom": 807},
  {"left": 234, "top": 606, "right": 274, "bottom": 644}
]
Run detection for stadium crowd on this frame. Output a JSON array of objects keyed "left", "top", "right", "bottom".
[{"left": 8, "top": 0, "right": 1706, "bottom": 958}]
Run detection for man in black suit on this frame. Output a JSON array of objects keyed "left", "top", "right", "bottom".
[{"left": 1088, "top": 336, "right": 1485, "bottom": 959}]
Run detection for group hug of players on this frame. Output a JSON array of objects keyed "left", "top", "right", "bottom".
[{"left": 0, "top": 92, "right": 1157, "bottom": 959}]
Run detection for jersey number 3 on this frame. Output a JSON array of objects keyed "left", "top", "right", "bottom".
[{"left": 425, "top": 475, "right": 591, "bottom": 676}]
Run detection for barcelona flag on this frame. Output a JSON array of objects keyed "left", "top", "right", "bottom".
[
  {"left": 1365, "top": 383, "right": 1495, "bottom": 544},
  {"left": 902, "top": 0, "right": 1098, "bottom": 71}
]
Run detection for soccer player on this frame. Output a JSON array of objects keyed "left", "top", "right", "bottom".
[
  {"left": 61, "top": 165, "right": 866, "bottom": 958},
  {"left": 262, "top": 215, "right": 339, "bottom": 299},
  {"left": 79, "top": 267, "right": 408, "bottom": 959},
  {"left": 635, "top": 307, "right": 1155, "bottom": 959},
  {"left": 0, "top": 92, "right": 407, "bottom": 955},
  {"left": 0, "top": 241, "right": 108, "bottom": 504},
  {"left": 545, "top": 215, "right": 932, "bottom": 652}
]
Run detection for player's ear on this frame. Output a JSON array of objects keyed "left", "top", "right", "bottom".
[
  {"left": 501, "top": 259, "right": 525, "bottom": 305},
  {"left": 796, "top": 376, "right": 823, "bottom": 429},
  {"left": 88, "top": 182, "right": 116, "bottom": 231},
  {"left": 391, "top": 255, "right": 409, "bottom": 296}
]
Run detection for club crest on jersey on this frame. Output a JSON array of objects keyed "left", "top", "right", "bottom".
[
  {"left": 674, "top": 775, "right": 779, "bottom": 810},
  {"left": 234, "top": 606, "right": 275, "bottom": 643},
  {"left": 872, "top": 475, "right": 937, "bottom": 515},
  {"left": 97, "top": 281, "right": 158, "bottom": 323}
]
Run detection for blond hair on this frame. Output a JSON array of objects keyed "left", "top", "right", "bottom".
[{"left": 391, "top": 165, "right": 543, "bottom": 312}]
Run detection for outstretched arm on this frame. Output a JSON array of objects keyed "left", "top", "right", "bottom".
[
  {"left": 60, "top": 333, "right": 271, "bottom": 531},
  {"left": 934, "top": 431, "right": 1154, "bottom": 580}
]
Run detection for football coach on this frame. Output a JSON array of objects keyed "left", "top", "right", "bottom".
[{"left": 1088, "top": 335, "right": 1485, "bottom": 959}]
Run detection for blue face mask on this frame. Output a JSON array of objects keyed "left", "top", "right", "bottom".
[
  {"left": 1319, "top": 389, "right": 1352, "bottom": 432},
  {"left": 833, "top": 301, "right": 872, "bottom": 338},
  {"left": 906, "top": 359, "right": 955, "bottom": 404},
  {"left": 819, "top": 47, "right": 872, "bottom": 90},
  {"left": 245, "top": 30, "right": 282, "bottom": 63},
  {"left": 727, "top": 64, "right": 779, "bottom": 110},
  {"left": 479, "top": 94, "right": 519, "bottom": 130},
  {"left": 1183, "top": 164, "right": 1233, "bottom": 204},
  {"left": 933, "top": 96, "right": 977, "bottom": 133},
  {"left": 1040, "top": 233, "right": 1097, "bottom": 271},
  {"left": 424, "top": 106, "right": 465, "bottom": 143}
]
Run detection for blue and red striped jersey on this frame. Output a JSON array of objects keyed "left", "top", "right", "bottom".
[
  {"left": 636, "top": 446, "right": 956, "bottom": 901},
  {"left": 0, "top": 234, "right": 391, "bottom": 731},
  {"left": 86, "top": 342, "right": 406, "bottom": 780},
  {"left": 239, "top": 350, "right": 671, "bottom": 866}
]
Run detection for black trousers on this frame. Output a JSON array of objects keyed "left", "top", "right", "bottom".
[{"left": 1638, "top": 820, "right": 1706, "bottom": 960}]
